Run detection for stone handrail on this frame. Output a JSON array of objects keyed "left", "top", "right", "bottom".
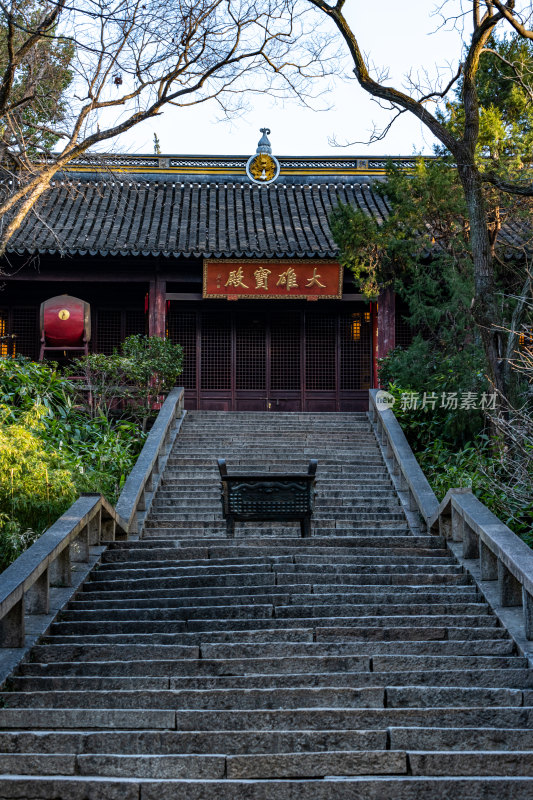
[
  {"left": 369, "top": 388, "right": 533, "bottom": 642},
  {"left": 368, "top": 389, "right": 439, "bottom": 527},
  {"left": 0, "top": 387, "right": 185, "bottom": 649},
  {"left": 429, "top": 488, "right": 533, "bottom": 640},
  {"left": 0, "top": 494, "right": 126, "bottom": 648},
  {"left": 115, "top": 387, "right": 185, "bottom": 533}
]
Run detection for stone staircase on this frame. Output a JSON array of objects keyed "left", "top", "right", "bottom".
[{"left": 0, "top": 410, "right": 532, "bottom": 798}]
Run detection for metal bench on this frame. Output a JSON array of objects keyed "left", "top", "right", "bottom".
[{"left": 217, "top": 458, "right": 318, "bottom": 538}]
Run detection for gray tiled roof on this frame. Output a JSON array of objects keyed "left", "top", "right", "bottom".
[{"left": 7, "top": 175, "right": 390, "bottom": 258}]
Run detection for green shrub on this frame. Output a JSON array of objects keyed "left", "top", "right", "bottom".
[
  {"left": 0, "top": 515, "right": 41, "bottom": 573},
  {"left": 0, "top": 356, "right": 149, "bottom": 572},
  {"left": 379, "top": 348, "right": 533, "bottom": 543},
  {"left": 69, "top": 335, "right": 184, "bottom": 429},
  {"left": 0, "top": 356, "right": 72, "bottom": 419},
  {"left": 0, "top": 405, "right": 77, "bottom": 535},
  {"left": 380, "top": 340, "right": 487, "bottom": 448}
]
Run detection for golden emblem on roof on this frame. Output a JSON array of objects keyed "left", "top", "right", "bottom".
[
  {"left": 246, "top": 128, "right": 280, "bottom": 185},
  {"left": 249, "top": 153, "right": 277, "bottom": 182}
]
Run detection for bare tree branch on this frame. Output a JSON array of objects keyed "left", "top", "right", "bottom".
[
  {"left": 306, "top": 0, "right": 532, "bottom": 399},
  {"left": 492, "top": 0, "right": 533, "bottom": 40},
  {"left": 0, "top": 0, "right": 337, "bottom": 254},
  {"left": 483, "top": 171, "right": 533, "bottom": 196}
]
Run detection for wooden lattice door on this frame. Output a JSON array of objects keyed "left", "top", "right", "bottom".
[{"left": 168, "top": 304, "right": 373, "bottom": 411}]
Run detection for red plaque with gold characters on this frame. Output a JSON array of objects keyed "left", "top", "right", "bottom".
[{"left": 203, "top": 260, "right": 343, "bottom": 300}]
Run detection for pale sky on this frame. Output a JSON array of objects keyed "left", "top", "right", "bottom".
[{"left": 108, "top": 1, "right": 521, "bottom": 158}]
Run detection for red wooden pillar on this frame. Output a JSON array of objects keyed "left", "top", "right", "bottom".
[
  {"left": 371, "top": 301, "right": 379, "bottom": 389},
  {"left": 148, "top": 278, "right": 166, "bottom": 338},
  {"left": 376, "top": 287, "right": 395, "bottom": 387}
]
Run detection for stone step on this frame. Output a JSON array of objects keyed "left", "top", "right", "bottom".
[
  {"left": 149, "top": 509, "right": 404, "bottom": 520},
  {"left": 56, "top": 602, "right": 494, "bottom": 622},
  {"left": 41, "top": 621, "right": 505, "bottom": 643},
  {"left": 167, "top": 535, "right": 435, "bottom": 548},
  {"left": 99, "top": 554, "right": 454, "bottom": 569},
  {"left": 390, "top": 726, "right": 533, "bottom": 751},
  {"left": 88, "top": 564, "right": 461, "bottom": 582},
  {"left": 167, "top": 456, "right": 381, "bottom": 463},
  {"left": 76, "top": 575, "right": 471, "bottom": 593},
  {"left": 26, "top": 639, "right": 517, "bottom": 665},
  {"left": 0, "top": 686, "right": 386, "bottom": 710},
  {"left": 97, "top": 555, "right": 452, "bottom": 572},
  {"left": 161, "top": 478, "right": 393, "bottom": 488},
  {"left": 19, "top": 653, "right": 528, "bottom": 678},
  {"left": 141, "top": 525, "right": 412, "bottom": 536},
  {"left": 151, "top": 500, "right": 402, "bottom": 510},
  {"left": 3, "top": 706, "right": 532, "bottom": 737},
  {"left": 166, "top": 466, "right": 383, "bottom": 474},
  {"left": 1, "top": 707, "right": 533, "bottom": 734},
  {"left": 405, "top": 751, "right": 533, "bottom": 777},
  {"left": 81, "top": 574, "right": 471, "bottom": 592},
  {"left": 0, "top": 728, "right": 386, "bottom": 755},
  {"left": 153, "top": 492, "right": 398, "bottom": 502},
  {"left": 166, "top": 461, "right": 385, "bottom": 469},
  {"left": 40, "top": 627, "right": 506, "bottom": 648},
  {"left": 105, "top": 542, "right": 447, "bottom": 556},
  {"left": 41, "top": 629, "right": 312, "bottom": 645},
  {"left": 162, "top": 469, "right": 391, "bottom": 478},
  {"left": 68, "top": 589, "right": 481, "bottom": 609},
  {"left": 47, "top": 621, "right": 504, "bottom": 641},
  {"left": 10, "top": 668, "right": 533, "bottom": 692},
  {"left": 171, "top": 450, "right": 378, "bottom": 456},
  {"left": 0, "top": 776, "right": 530, "bottom": 799},
  {"left": 78, "top": 581, "right": 453, "bottom": 601},
  {"left": 0, "top": 749, "right": 456, "bottom": 779},
  {"left": 142, "top": 526, "right": 412, "bottom": 536}
]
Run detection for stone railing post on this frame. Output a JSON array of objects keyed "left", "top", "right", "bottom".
[{"left": 370, "top": 388, "right": 533, "bottom": 643}]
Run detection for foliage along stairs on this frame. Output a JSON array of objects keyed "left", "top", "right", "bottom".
[{"left": 0, "top": 410, "right": 532, "bottom": 798}]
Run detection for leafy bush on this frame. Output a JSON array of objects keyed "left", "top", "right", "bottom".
[
  {"left": 381, "top": 379, "right": 532, "bottom": 543},
  {"left": 0, "top": 405, "right": 78, "bottom": 570},
  {"left": 70, "top": 335, "right": 184, "bottom": 429},
  {"left": 0, "top": 356, "right": 149, "bottom": 572},
  {"left": 417, "top": 436, "right": 533, "bottom": 543},
  {"left": 0, "top": 356, "right": 72, "bottom": 419},
  {"left": 0, "top": 515, "right": 39, "bottom": 574},
  {"left": 121, "top": 334, "right": 184, "bottom": 396},
  {"left": 380, "top": 341, "right": 487, "bottom": 449},
  {"left": 379, "top": 347, "right": 532, "bottom": 543}
]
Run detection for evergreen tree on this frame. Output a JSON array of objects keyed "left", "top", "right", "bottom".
[{"left": 330, "top": 35, "right": 533, "bottom": 406}]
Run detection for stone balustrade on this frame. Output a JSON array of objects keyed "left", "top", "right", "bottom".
[
  {"left": 115, "top": 387, "right": 185, "bottom": 533},
  {"left": 0, "top": 495, "right": 126, "bottom": 648},
  {"left": 368, "top": 389, "right": 439, "bottom": 527},
  {"left": 429, "top": 488, "right": 533, "bottom": 640},
  {"left": 369, "top": 388, "right": 533, "bottom": 642}
]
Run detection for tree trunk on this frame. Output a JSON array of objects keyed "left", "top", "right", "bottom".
[
  {"left": 456, "top": 153, "right": 504, "bottom": 396},
  {"left": 0, "top": 168, "right": 57, "bottom": 256}
]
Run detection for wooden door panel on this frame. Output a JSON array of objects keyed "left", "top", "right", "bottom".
[
  {"left": 201, "top": 313, "right": 231, "bottom": 391},
  {"left": 236, "top": 397, "right": 268, "bottom": 411},
  {"left": 199, "top": 393, "right": 232, "bottom": 411},
  {"left": 168, "top": 303, "right": 372, "bottom": 412}
]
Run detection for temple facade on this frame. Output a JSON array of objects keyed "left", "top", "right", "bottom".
[{"left": 1, "top": 132, "right": 414, "bottom": 411}]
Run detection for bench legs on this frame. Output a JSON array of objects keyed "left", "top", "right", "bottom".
[
  {"left": 301, "top": 517, "right": 311, "bottom": 538},
  {"left": 226, "top": 516, "right": 235, "bottom": 538}
]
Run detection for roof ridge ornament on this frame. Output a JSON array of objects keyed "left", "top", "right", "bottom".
[
  {"left": 256, "top": 128, "right": 272, "bottom": 154},
  {"left": 246, "top": 127, "right": 280, "bottom": 185}
]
